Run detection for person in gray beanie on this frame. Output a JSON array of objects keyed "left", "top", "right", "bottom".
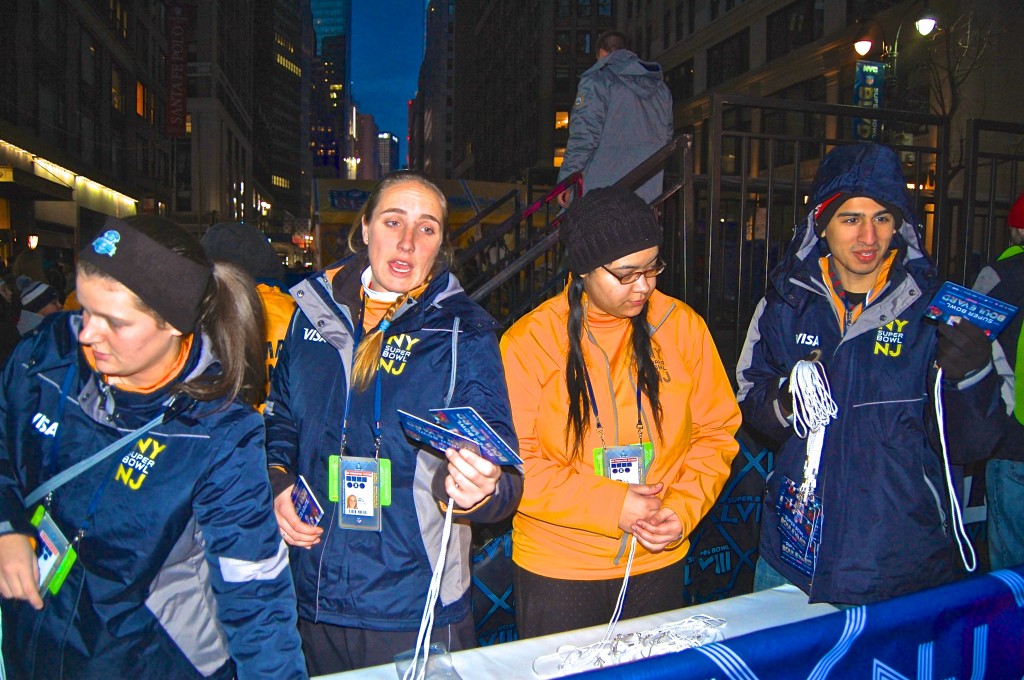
[
  {"left": 16, "top": 277, "right": 62, "bottom": 335},
  {"left": 201, "top": 222, "right": 284, "bottom": 283},
  {"left": 500, "top": 185, "right": 741, "bottom": 637}
]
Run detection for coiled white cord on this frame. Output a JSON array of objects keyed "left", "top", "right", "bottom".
[
  {"left": 789, "top": 355, "right": 838, "bottom": 501},
  {"left": 932, "top": 368, "right": 978, "bottom": 573}
]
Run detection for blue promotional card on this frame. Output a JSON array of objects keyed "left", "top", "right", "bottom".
[
  {"left": 398, "top": 408, "right": 523, "bottom": 467},
  {"left": 925, "top": 281, "right": 1019, "bottom": 339},
  {"left": 291, "top": 474, "right": 324, "bottom": 527},
  {"left": 431, "top": 407, "right": 523, "bottom": 466}
]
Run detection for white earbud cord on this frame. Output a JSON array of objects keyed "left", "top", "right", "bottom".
[
  {"left": 402, "top": 499, "right": 455, "bottom": 680},
  {"left": 932, "top": 368, "right": 977, "bottom": 572}
]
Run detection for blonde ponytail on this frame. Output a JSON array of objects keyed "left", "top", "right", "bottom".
[{"left": 350, "top": 278, "right": 431, "bottom": 390}]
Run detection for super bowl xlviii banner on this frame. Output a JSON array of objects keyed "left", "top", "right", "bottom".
[{"left": 586, "top": 566, "right": 1024, "bottom": 679}]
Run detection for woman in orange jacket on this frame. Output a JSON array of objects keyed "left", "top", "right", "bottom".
[{"left": 500, "top": 187, "right": 741, "bottom": 638}]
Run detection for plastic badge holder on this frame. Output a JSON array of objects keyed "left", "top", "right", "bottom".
[{"left": 393, "top": 642, "right": 461, "bottom": 679}]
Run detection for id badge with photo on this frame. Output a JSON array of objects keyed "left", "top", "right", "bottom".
[
  {"left": 30, "top": 505, "right": 76, "bottom": 596},
  {"left": 593, "top": 443, "right": 651, "bottom": 485},
  {"left": 338, "top": 457, "right": 390, "bottom": 531},
  {"left": 775, "top": 475, "right": 823, "bottom": 578}
]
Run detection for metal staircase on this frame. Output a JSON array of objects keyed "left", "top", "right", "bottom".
[{"left": 455, "top": 134, "right": 695, "bottom": 330}]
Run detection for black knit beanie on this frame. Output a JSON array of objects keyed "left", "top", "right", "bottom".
[
  {"left": 560, "top": 187, "right": 663, "bottom": 274},
  {"left": 78, "top": 219, "right": 212, "bottom": 333},
  {"left": 201, "top": 222, "right": 283, "bottom": 282}
]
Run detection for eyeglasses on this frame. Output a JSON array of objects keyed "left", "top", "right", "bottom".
[{"left": 600, "top": 259, "right": 666, "bottom": 285}]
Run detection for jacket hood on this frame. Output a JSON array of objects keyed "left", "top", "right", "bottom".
[
  {"left": 772, "top": 144, "right": 935, "bottom": 297},
  {"left": 809, "top": 143, "right": 916, "bottom": 227},
  {"left": 585, "top": 49, "right": 666, "bottom": 97}
]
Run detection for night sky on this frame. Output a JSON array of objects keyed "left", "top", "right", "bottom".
[{"left": 350, "top": 1, "right": 427, "bottom": 168}]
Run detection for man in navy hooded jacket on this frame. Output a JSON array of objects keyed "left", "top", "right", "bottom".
[{"left": 737, "top": 143, "right": 1002, "bottom": 606}]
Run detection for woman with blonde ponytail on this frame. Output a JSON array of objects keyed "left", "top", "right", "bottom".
[{"left": 266, "top": 171, "right": 522, "bottom": 674}]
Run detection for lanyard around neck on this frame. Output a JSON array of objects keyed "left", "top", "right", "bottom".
[
  {"left": 339, "top": 295, "right": 389, "bottom": 459},
  {"left": 581, "top": 360, "right": 644, "bottom": 452}
]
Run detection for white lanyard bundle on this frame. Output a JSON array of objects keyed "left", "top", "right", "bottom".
[
  {"left": 789, "top": 356, "right": 838, "bottom": 502},
  {"left": 401, "top": 500, "right": 455, "bottom": 680},
  {"left": 932, "top": 368, "right": 977, "bottom": 573}
]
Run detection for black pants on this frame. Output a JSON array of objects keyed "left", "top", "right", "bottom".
[
  {"left": 512, "top": 558, "right": 687, "bottom": 639},
  {"left": 298, "top": 614, "right": 477, "bottom": 676}
]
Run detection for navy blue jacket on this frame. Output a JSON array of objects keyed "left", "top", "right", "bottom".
[
  {"left": 265, "top": 257, "right": 522, "bottom": 630},
  {"left": 0, "top": 314, "right": 306, "bottom": 679},
  {"left": 736, "top": 144, "right": 1004, "bottom": 605},
  {"left": 972, "top": 246, "right": 1024, "bottom": 462}
]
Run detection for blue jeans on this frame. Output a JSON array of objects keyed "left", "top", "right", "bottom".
[
  {"left": 753, "top": 557, "right": 793, "bottom": 592},
  {"left": 987, "top": 458, "right": 1024, "bottom": 570}
]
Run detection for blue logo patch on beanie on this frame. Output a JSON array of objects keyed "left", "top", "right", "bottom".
[{"left": 92, "top": 230, "right": 121, "bottom": 256}]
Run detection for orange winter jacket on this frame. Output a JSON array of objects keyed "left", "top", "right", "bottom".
[
  {"left": 257, "top": 283, "right": 296, "bottom": 412},
  {"left": 500, "top": 287, "right": 741, "bottom": 580}
]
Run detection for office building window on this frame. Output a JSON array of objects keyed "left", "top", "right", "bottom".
[
  {"left": 556, "top": 31, "right": 571, "bottom": 57},
  {"left": 766, "top": 0, "right": 824, "bottom": 62},
  {"left": 577, "top": 31, "right": 591, "bottom": 55},
  {"left": 111, "top": 65, "right": 125, "bottom": 112},
  {"left": 578, "top": 0, "right": 591, "bottom": 17},
  {"left": 761, "top": 76, "right": 827, "bottom": 165},
  {"left": 81, "top": 33, "right": 99, "bottom": 86},
  {"left": 598, "top": 0, "right": 612, "bottom": 16},
  {"left": 555, "top": 64, "right": 571, "bottom": 92},
  {"left": 665, "top": 59, "right": 694, "bottom": 102},
  {"left": 707, "top": 29, "right": 749, "bottom": 88},
  {"left": 136, "top": 80, "right": 146, "bottom": 117}
]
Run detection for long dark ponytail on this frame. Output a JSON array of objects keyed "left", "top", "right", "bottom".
[{"left": 565, "top": 277, "right": 664, "bottom": 460}]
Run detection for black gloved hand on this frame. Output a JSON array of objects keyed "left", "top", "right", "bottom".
[
  {"left": 778, "top": 378, "right": 794, "bottom": 417},
  {"left": 778, "top": 350, "right": 820, "bottom": 417},
  {"left": 936, "top": 319, "right": 991, "bottom": 380}
]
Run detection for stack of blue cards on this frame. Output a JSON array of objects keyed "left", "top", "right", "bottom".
[
  {"left": 398, "top": 407, "right": 523, "bottom": 467},
  {"left": 925, "top": 281, "right": 1018, "bottom": 339},
  {"left": 291, "top": 475, "right": 324, "bottom": 526}
]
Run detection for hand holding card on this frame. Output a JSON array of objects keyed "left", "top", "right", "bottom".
[
  {"left": 924, "top": 281, "right": 1018, "bottom": 339},
  {"left": 290, "top": 475, "right": 324, "bottom": 527},
  {"left": 398, "top": 407, "right": 523, "bottom": 467}
]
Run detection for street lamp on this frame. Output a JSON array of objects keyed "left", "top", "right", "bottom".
[
  {"left": 854, "top": 2, "right": 939, "bottom": 64},
  {"left": 853, "top": 1, "right": 940, "bottom": 116}
]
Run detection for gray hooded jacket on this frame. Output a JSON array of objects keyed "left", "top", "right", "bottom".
[{"left": 557, "top": 49, "right": 673, "bottom": 203}]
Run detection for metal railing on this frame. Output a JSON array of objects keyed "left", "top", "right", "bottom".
[
  {"left": 455, "top": 174, "right": 583, "bottom": 326},
  {"left": 457, "top": 94, "right": 1024, "bottom": 379},
  {"left": 458, "top": 135, "right": 693, "bottom": 328}
]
